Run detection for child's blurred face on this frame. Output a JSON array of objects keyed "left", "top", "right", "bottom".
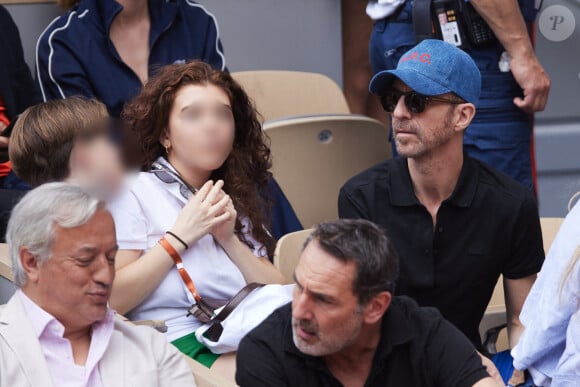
[{"left": 70, "top": 135, "right": 125, "bottom": 199}]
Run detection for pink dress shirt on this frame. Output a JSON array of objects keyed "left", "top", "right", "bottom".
[{"left": 18, "top": 290, "right": 114, "bottom": 387}]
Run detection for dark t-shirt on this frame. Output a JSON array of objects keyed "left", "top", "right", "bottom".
[
  {"left": 236, "top": 297, "right": 489, "bottom": 387},
  {"left": 338, "top": 156, "right": 544, "bottom": 349}
]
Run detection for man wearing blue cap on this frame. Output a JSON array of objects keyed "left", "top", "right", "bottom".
[
  {"left": 339, "top": 39, "right": 544, "bottom": 381},
  {"left": 366, "top": 0, "right": 550, "bottom": 192}
]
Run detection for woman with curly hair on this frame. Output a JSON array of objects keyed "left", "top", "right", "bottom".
[{"left": 108, "top": 60, "right": 284, "bottom": 375}]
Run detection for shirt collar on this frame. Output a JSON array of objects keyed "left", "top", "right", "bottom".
[
  {"left": 149, "top": 0, "right": 179, "bottom": 45},
  {"left": 372, "top": 297, "right": 415, "bottom": 361},
  {"left": 17, "top": 289, "right": 116, "bottom": 341},
  {"left": 150, "top": 156, "right": 189, "bottom": 205},
  {"left": 94, "top": 0, "right": 122, "bottom": 35},
  {"left": 447, "top": 155, "right": 478, "bottom": 208},
  {"left": 95, "top": 0, "right": 178, "bottom": 48},
  {"left": 389, "top": 154, "right": 478, "bottom": 208},
  {"left": 388, "top": 157, "right": 418, "bottom": 206},
  {"left": 18, "top": 289, "right": 57, "bottom": 339},
  {"left": 282, "top": 298, "right": 414, "bottom": 368}
]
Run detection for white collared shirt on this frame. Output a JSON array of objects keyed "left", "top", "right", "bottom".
[
  {"left": 18, "top": 290, "right": 114, "bottom": 387},
  {"left": 108, "top": 157, "right": 265, "bottom": 342}
]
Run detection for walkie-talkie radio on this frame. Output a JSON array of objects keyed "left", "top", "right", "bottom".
[{"left": 431, "top": 0, "right": 497, "bottom": 49}]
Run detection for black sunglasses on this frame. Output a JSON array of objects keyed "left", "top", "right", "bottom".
[
  {"left": 150, "top": 161, "right": 197, "bottom": 200},
  {"left": 380, "top": 89, "right": 462, "bottom": 114}
]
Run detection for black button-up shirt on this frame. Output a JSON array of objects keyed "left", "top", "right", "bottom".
[
  {"left": 339, "top": 156, "right": 544, "bottom": 349},
  {"left": 236, "top": 297, "right": 489, "bottom": 387}
]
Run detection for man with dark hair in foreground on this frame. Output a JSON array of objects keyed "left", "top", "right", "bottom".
[{"left": 236, "top": 219, "right": 501, "bottom": 387}]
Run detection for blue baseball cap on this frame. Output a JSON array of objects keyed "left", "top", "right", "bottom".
[{"left": 369, "top": 39, "right": 481, "bottom": 104}]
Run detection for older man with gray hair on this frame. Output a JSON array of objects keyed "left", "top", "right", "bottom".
[{"left": 0, "top": 182, "right": 195, "bottom": 386}]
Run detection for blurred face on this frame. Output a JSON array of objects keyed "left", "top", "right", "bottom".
[
  {"left": 26, "top": 209, "right": 118, "bottom": 331},
  {"left": 390, "top": 80, "right": 456, "bottom": 159},
  {"left": 164, "top": 84, "right": 235, "bottom": 176},
  {"left": 292, "top": 240, "right": 364, "bottom": 356},
  {"left": 71, "top": 135, "right": 124, "bottom": 199}
]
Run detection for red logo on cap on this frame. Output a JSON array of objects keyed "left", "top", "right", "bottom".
[{"left": 401, "top": 52, "right": 431, "bottom": 65}]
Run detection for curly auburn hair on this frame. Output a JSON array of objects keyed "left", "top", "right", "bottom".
[{"left": 122, "top": 60, "right": 275, "bottom": 256}]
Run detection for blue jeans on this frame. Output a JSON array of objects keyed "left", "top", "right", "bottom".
[{"left": 369, "top": 12, "right": 534, "bottom": 190}]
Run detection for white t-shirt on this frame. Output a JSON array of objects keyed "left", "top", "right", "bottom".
[
  {"left": 108, "top": 158, "right": 265, "bottom": 342},
  {"left": 366, "top": 0, "right": 406, "bottom": 21}
]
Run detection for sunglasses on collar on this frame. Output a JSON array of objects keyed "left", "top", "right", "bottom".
[
  {"left": 150, "top": 161, "right": 197, "bottom": 200},
  {"left": 380, "top": 89, "right": 463, "bottom": 114}
]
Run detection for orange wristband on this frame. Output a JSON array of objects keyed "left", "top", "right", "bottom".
[
  {"left": 159, "top": 236, "right": 181, "bottom": 263},
  {"left": 159, "top": 236, "right": 201, "bottom": 302}
]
